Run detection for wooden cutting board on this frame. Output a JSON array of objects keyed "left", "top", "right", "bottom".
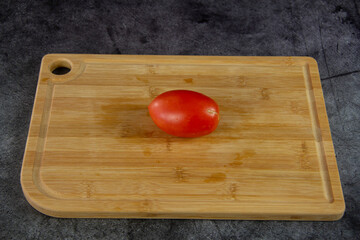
[{"left": 21, "top": 54, "right": 345, "bottom": 220}]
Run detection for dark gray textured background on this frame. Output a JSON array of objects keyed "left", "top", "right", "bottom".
[{"left": 1, "top": 0, "right": 359, "bottom": 239}]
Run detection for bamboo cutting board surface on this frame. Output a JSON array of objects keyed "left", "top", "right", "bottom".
[{"left": 21, "top": 54, "right": 344, "bottom": 220}]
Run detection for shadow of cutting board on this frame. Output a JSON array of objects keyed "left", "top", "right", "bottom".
[{"left": 21, "top": 54, "right": 345, "bottom": 220}]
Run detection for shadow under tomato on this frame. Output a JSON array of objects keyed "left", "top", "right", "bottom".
[{"left": 97, "top": 99, "right": 170, "bottom": 139}]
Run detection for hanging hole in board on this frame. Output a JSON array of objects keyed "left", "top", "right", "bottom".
[
  {"left": 50, "top": 59, "right": 72, "bottom": 75},
  {"left": 52, "top": 66, "right": 71, "bottom": 75}
]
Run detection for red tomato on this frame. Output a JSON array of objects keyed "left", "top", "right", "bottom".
[{"left": 148, "top": 90, "right": 220, "bottom": 137}]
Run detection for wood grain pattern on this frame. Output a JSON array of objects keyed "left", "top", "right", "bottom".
[{"left": 21, "top": 54, "right": 345, "bottom": 220}]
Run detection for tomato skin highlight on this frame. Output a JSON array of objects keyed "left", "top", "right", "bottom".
[{"left": 148, "top": 90, "right": 220, "bottom": 137}]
